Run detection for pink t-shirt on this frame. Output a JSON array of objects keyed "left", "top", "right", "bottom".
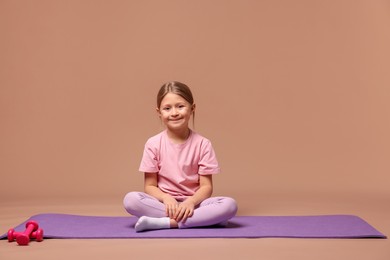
[{"left": 139, "top": 130, "right": 220, "bottom": 200}]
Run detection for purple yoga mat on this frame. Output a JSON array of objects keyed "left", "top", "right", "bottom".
[{"left": 1, "top": 213, "right": 386, "bottom": 239}]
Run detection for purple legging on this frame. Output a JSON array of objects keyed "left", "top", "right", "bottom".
[{"left": 123, "top": 192, "right": 238, "bottom": 228}]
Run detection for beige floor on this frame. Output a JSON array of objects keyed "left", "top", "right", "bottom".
[{"left": 1, "top": 192, "right": 389, "bottom": 260}]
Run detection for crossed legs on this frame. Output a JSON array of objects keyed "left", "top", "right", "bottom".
[{"left": 123, "top": 192, "right": 238, "bottom": 232}]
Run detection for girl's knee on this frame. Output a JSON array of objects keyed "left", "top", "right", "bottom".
[
  {"left": 123, "top": 191, "right": 137, "bottom": 204},
  {"left": 223, "top": 197, "right": 238, "bottom": 217},
  {"left": 123, "top": 192, "right": 141, "bottom": 213}
]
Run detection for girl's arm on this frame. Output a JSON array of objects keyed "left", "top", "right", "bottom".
[
  {"left": 186, "top": 174, "right": 213, "bottom": 206},
  {"left": 144, "top": 172, "right": 178, "bottom": 218},
  {"left": 174, "top": 174, "right": 213, "bottom": 222}
]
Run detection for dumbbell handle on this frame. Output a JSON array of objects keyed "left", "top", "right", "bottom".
[{"left": 24, "top": 223, "right": 36, "bottom": 235}]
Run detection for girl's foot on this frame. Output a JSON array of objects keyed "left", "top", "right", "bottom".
[{"left": 135, "top": 216, "right": 170, "bottom": 232}]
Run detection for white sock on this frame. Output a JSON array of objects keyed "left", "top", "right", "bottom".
[{"left": 135, "top": 216, "right": 171, "bottom": 232}]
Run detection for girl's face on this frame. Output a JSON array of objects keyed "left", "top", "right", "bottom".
[{"left": 157, "top": 93, "right": 195, "bottom": 132}]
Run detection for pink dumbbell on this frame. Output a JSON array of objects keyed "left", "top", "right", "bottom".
[
  {"left": 31, "top": 228, "right": 44, "bottom": 242},
  {"left": 7, "top": 220, "right": 43, "bottom": 245}
]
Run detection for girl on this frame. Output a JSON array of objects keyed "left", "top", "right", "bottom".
[{"left": 123, "top": 81, "right": 237, "bottom": 232}]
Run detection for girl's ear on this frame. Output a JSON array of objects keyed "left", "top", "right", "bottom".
[
  {"left": 192, "top": 104, "right": 196, "bottom": 113},
  {"left": 156, "top": 107, "right": 161, "bottom": 117}
]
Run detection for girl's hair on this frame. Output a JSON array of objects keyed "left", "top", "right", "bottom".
[{"left": 157, "top": 81, "right": 195, "bottom": 126}]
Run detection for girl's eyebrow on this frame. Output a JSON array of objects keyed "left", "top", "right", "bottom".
[{"left": 162, "top": 102, "right": 186, "bottom": 107}]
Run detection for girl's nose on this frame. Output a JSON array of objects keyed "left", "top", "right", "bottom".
[{"left": 171, "top": 108, "right": 179, "bottom": 116}]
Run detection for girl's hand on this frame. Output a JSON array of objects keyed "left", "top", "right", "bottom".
[
  {"left": 162, "top": 194, "right": 178, "bottom": 219},
  {"left": 174, "top": 198, "right": 195, "bottom": 223}
]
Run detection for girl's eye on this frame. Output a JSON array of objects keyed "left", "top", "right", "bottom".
[{"left": 163, "top": 107, "right": 170, "bottom": 111}]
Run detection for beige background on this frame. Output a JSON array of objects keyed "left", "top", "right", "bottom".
[{"left": 1, "top": 1, "right": 389, "bottom": 259}]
